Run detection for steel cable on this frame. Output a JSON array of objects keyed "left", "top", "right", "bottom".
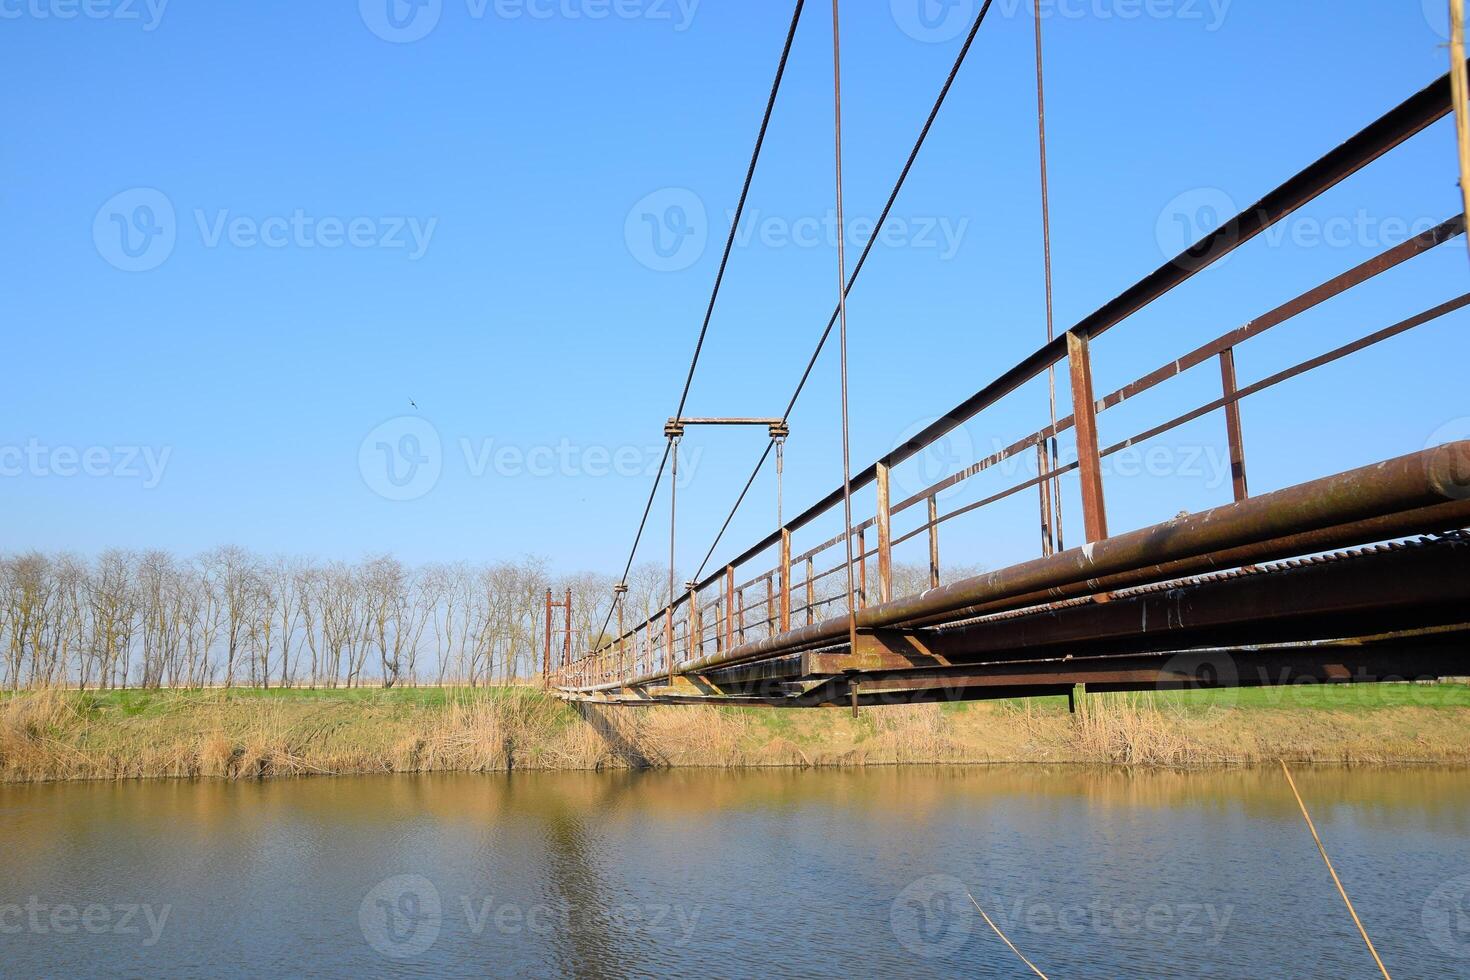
[{"left": 590, "top": 0, "right": 809, "bottom": 654}]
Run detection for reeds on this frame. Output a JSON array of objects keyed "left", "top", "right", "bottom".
[{"left": 2, "top": 685, "right": 1468, "bottom": 783}]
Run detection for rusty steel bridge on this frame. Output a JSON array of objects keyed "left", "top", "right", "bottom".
[{"left": 549, "top": 23, "right": 1470, "bottom": 710}]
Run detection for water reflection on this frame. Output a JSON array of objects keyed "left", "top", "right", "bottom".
[{"left": 2, "top": 766, "right": 1468, "bottom": 978}]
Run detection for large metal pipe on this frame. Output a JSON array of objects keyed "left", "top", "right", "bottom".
[{"left": 564, "top": 442, "right": 1470, "bottom": 693}]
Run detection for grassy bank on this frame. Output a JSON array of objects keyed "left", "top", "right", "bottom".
[{"left": 2, "top": 683, "right": 1469, "bottom": 782}]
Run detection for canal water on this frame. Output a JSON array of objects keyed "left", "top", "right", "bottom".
[{"left": 3, "top": 767, "right": 1469, "bottom": 978}]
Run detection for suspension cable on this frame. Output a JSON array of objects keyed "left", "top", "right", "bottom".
[
  {"left": 830, "top": 0, "right": 859, "bottom": 661},
  {"left": 691, "top": 0, "right": 997, "bottom": 584},
  {"left": 1034, "top": 0, "right": 1065, "bottom": 554},
  {"left": 591, "top": 0, "right": 808, "bottom": 651}
]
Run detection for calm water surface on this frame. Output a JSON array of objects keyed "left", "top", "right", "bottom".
[{"left": 3, "top": 767, "right": 1470, "bottom": 978}]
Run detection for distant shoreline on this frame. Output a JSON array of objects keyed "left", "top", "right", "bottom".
[{"left": 3, "top": 685, "right": 1468, "bottom": 783}]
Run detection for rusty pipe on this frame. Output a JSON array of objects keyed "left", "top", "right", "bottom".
[{"left": 563, "top": 442, "right": 1470, "bottom": 693}]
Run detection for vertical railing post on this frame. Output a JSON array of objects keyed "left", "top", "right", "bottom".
[
  {"left": 686, "top": 583, "right": 700, "bottom": 661},
  {"left": 563, "top": 588, "right": 572, "bottom": 668},
  {"left": 765, "top": 573, "right": 776, "bottom": 638},
  {"left": 875, "top": 461, "right": 893, "bottom": 604},
  {"left": 614, "top": 584, "right": 627, "bottom": 683},
  {"left": 543, "top": 589, "right": 552, "bottom": 683},
  {"left": 1067, "top": 330, "right": 1109, "bottom": 542},
  {"left": 1037, "top": 442, "right": 1056, "bottom": 557},
  {"left": 857, "top": 528, "right": 867, "bottom": 609},
  {"left": 725, "top": 565, "right": 736, "bottom": 650},
  {"left": 714, "top": 594, "right": 723, "bottom": 655},
  {"left": 779, "top": 528, "right": 792, "bottom": 633},
  {"left": 736, "top": 586, "right": 746, "bottom": 644},
  {"left": 927, "top": 495, "right": 940, "bottom": 589},
  {"left": 805, "top": 557, "right": 815, "bottom": 626},
  {"left": 1219, "top": 347, "right": 1249, "bottom": 503}
]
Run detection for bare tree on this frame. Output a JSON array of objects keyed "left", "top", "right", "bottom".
[{"left": 204, "top": 546, "right": 258, "bottom": 689}]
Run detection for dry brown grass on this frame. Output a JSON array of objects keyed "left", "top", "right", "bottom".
[
  {"left": 1068, "top": 693, "right": 1208, "bottom": 767},
  {"left": 3, "top": 686, "right": 1469, "bottom": 783}
]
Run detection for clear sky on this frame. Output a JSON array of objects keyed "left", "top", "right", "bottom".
[{"left": 2, "top": 1, "right": 1466, "bottom": 578}]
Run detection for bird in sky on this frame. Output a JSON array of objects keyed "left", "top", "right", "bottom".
[{"left": 410, "top": 399, "right": 418, "bottom": 410}]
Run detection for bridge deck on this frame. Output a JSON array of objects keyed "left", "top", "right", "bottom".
[{"left": 552, "top": 66, "right": 1470, "bottom": 710}]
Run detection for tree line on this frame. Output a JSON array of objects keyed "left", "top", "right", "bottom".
[
  {"left": 0, "top": 548, "right": 677, "bottom": 691},
  {"left": 1, "top": 547, "right": 965, "bottom": 691}
]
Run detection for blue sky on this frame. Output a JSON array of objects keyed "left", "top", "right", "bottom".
[{"left": 1, "top": 1, "right": 1466, "bottom": 577}]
